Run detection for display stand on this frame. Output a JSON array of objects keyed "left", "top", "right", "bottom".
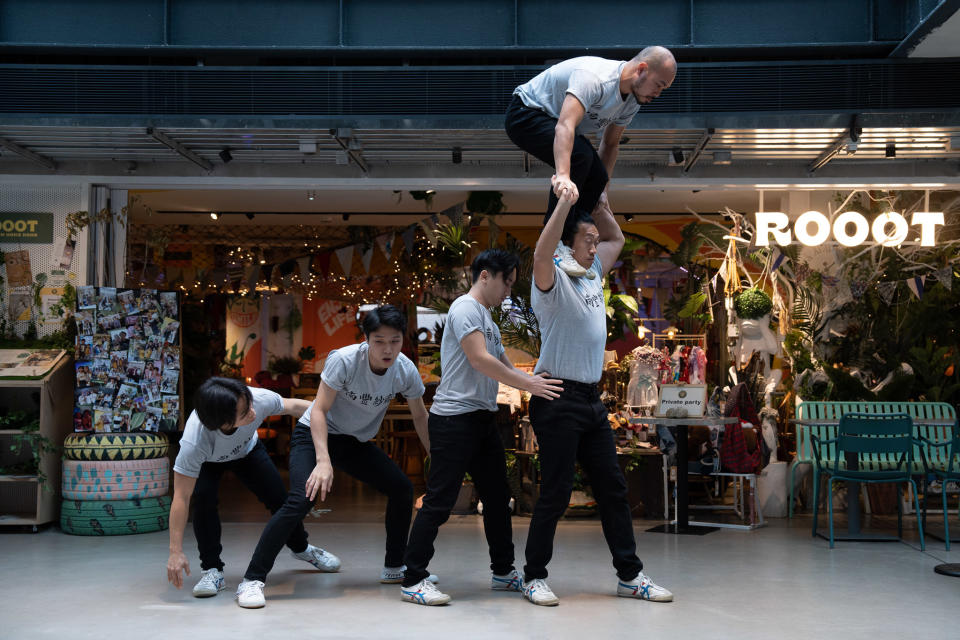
[
  {"left": 629, "top": 416, "right": 739, "bottom": 535},
  {"left": 0, "top": 353, "right": 74, "bottom": 530}
]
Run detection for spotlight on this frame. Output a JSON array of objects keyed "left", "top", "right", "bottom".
[
  {"left": 623, "top": 214, "right": 634, "bottom": 222},
  {"left": 308, "top": 191, "right": 315, "bottom": 201},
  {"left": 666, "top": 325, "right": 679, "bottom": 339},
  {"left": 342, "top": 213, "right": 351, "bottom": 221},
  {"left": 452, "top": 146, "right": 462, "bottom": 164},
  {"left": 219, "top": 149, "right": 233, "bottom": 163},
  {"left": 671, "top": 147, "right": 684, "bottom": 165},
  {"left": 885, "top": 142, "right": 896, "bottom": 159},
  {"left": 245, "top": 213, "right": 255, "bottom": 220},
  {"left": 210, "top": 212, "right": 219, "bottom": 220},
  {"left": 425, "top": 189, "right": 436, "bottom": 195}
]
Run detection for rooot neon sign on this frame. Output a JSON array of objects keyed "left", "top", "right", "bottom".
[{"left": 755, "top": 211, "right": 944, "bottom": 247}]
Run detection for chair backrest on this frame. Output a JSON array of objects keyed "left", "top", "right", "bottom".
[{"left": 834, "top": 412, "right": 914, "bottom": 472}]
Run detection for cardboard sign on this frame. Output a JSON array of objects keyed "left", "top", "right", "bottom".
[
  {"left": 5, "top": 250, "right": 33, "bottom": 287},
  {"left": 655, "top": 384, "right": 707, "bottom": 417}
]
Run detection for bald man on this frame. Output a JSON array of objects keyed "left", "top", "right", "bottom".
[{"left": 505, "top": 46, "right": 677, "bottom": 276}]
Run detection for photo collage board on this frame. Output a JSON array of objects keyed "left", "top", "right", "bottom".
[{"left": 73, "top": 287, "right": 182, "bottom": 433}]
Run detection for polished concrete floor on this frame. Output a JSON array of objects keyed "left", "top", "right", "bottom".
[{"left": 2, "top": 477, "right": 958, "bottom": 640}]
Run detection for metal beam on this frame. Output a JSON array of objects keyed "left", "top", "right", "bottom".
[
  {"left": 889, "top": 0, "right": 960, "bottom": 57},
  {"left": 330, "top": 128, "right": 369, "bottom": 173},
  {"left": 146, "top": 127, "right": 213, "bottom": 172},
  {"left": 0, "top": 136, "right": 56, "bottom": 170},
  {"left": 682, "top": 128, "right": 714, "bottom": 174}
]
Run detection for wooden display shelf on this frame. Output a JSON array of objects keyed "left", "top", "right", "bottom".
[{"left": 0, "top": 353, "right": 75, "bottom": 529}]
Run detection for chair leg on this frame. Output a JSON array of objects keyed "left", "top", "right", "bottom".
[
  {"left": 789, "top": 462, "right": 797, "bottom": 519},
  {"left": 897, "top": 482, "right": 904, "bottom": 539},
  {"left": 921, "top": 476, "right": 929, "bottom": 542},
  {"left": 911, "top": 479, "right": 925, "bottom": 552},
  {"left": 811, "top": 471, "right": 821, "bottom": 537},
  {"left": 827, "top": 478, "right": 836, "bottom": 549},
  {"left": 943, "top": 482, "right": 951, "bottom": 552}
]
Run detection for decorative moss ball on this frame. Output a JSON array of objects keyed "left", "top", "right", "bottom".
[{"left": 734, "top": 287, "right": 773, "bottom": 319}]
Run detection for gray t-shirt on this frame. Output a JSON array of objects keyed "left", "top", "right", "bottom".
[
  {"left": 532, "top": 254, "right": 606, "bottom": 384},
  {"left": 514, "top": 56, "right": 639, "bottom": 136},
  {"left": 430, "top": 294, "right": 505, "bottom": 416},
  {"left": 299, "top": 342, "right": 425, "bottom": 442},
  {"left": 173, "top": 386, "right": 283, "bottom": 477}
]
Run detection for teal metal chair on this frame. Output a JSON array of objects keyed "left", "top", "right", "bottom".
[
  {"left": 920, "top": 422, "right": 960, "bottom": 550},
  {"left": 810, "top": 412, "right": 925, "bottom": 550}
]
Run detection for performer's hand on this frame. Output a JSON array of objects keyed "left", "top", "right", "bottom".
[
  {"left": 551, "top": 174, "right": 579, "bottom": 203},
  {"left": 527, "top": 372, "right": 564, "bottom": 400},
  {"left": 306, "top": 459, "right": 334, "bottom": 501},
  {"left": 167, "top": 551, "right": 190, "bottom": 588}
]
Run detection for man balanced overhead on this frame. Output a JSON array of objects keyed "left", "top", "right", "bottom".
[{"left": 505, "top": 46, "right": 676, "bottom": 276}]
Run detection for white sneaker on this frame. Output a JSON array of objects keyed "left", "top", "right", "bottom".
[
  {"left": 381, "top": 565, "right": 439, "bottom": 584},
  {"left": 192, "top": 568, "right": 226, "bottom": 598},
  {"left": 617, "top": 572, "right": 674, "bottom": 602},
  {"left": 400, "top": 579, "right": 451, "bottom": 606},
  {"left": 553, "top": 241, "right": 591, "bottom": 279},
  {"left": 522, "top": 578, "right": 559, "bottom": 606},
  {"left": 491, "top": 569, "right": 522, "bottom": 592},
  {"left": 235, "top": 580, "right": 266, "bottom": 609},
  {"left": 292, "top": 544, "right": 341, "bottom": 572}
]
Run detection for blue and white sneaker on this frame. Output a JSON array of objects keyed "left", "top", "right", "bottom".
[
  {"left": 192, "top": 568, "right": 226, "bottom": 597},
  {"left": 617, "top": 572, "right": 673, "bottom": 602},
  {"left": 522, "top": 578, "right": 559, "bottom": 606},
  {"left": 491, "top": 569, "right": 522, "bottom": 592},
  {"left": 400, "top": 579, "right": 451, "bottom": 606},
  {"left": 292, "top": 544, "right": 341, "bottom": 572}
]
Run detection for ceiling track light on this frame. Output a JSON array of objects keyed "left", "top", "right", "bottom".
[
  {"left": 218, "top": 148, "right": 233, "bottom": 163},
  {"left": 452, "top": 146, "right": 462, "bottom": 164},
  {"left": 886, "top": 142, "right": 896, "bottom": 159},
  {"left": 342, "top": 213, "right": 351, "bottom": 221},
  {"left": 209, "top": 212, "right": 219, "bottom": 220}
]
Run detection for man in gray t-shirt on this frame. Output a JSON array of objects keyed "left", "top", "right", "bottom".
[
  {"left": 400, "top": 249, "right": 563, "bottom": 606},
  {"left": 505, "top": 46, "right": 676, "bottom": 277},
  {"left": 519, "top": 189, "right": 674, "bottom": 607}
]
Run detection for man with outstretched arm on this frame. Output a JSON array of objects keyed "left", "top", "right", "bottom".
[
  {"left": 520, "top": 189, "right": 674, "bottom": 606},
  {"left": 166, "top": 377, "right": 340, "bottom": 599},
  {"left": 400, "top": 248, "right": 564, "bottom": 605}
]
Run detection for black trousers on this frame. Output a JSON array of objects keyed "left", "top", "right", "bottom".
[
  {"left": 244, "top": 424, "right": 414, "bottom": 582},
  {"left": 191, "top": 439, "right": 308, "bottom": 572},
  {"left": 523, "top": 380, "right": 643, "bottom": 581},
  {"left": 402, "top": 410, "right": 515, "bottom": 587},
  {"left": 504, "top": 94, "right": 610, "bottom": 224}
]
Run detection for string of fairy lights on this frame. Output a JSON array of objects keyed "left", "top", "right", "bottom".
[{"left": 126, "top": 229, "right": 448, "bottom": 305}]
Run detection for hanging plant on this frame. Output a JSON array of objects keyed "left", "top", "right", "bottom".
[
  {"left": 466, "top": 191, "right": 506, "bottom": 217},
  {"left": 734, "top": 287, "right": 773, "bottom": 319},
  {"left": 409, "top": 190, "right": 435, "bottom": 211}
]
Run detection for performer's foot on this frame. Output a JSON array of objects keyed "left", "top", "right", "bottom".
[
  {"left": 522, "top": 578, "right": 559, "bottom": 606},
  {"left": 192, "top": 568, "right": 226, "bottom": 597},
  {"left": 490, "top": 568, "right": 522, "bottom": 592},
  {"left": 554, "top": 242, "right": 590, "bottom": 278},
  {"left": 616, "top": 572, "right": 674, "bottom": 602},
  {"left": 292, "top": 544, "right": 341, "bottom": 572},
  {"left": 400, "top": 579, "right": 451, "bottom": 605},
  {"left": 235, "top": 579, "right": 266, "bottom": 608}
]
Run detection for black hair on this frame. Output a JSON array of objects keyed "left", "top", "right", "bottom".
[
  {"left": 194, "top": 376, "right": 253, "bottom": 431},
  {"left": 470, "top": 248, "right": 520, "bottom": 283},
  {"left": 561, "top": 211, "right": 597, "bottom": 247},
  {"left": 362, "top": 304, "right": 407, "bottom": 337}
]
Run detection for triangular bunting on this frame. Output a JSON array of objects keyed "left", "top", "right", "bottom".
[
  {"left": 771, "top": 248, "right": 786, "bottom": 272},
  {"left": 402, "top": 226, "right": 417, "bottom": 255},
  {"left": 361, "top": 247, "right": 374, "bottom": 274},
  {"left": 313, "top": 252, "right": 332, "bottom": 276},
  {"left": 906, "top": 275, "right": 925, "bottom": 300},
  {"left": 335, "top": 246, "right": 354, "bottom": 278},
  {"left": 376, "top": 233, "right": 394, "bottom": 262},
  {"left": 877, "top": 281, "right": 897, "bottom": 305},
  {"left": 296, "top": 256, "right": 312, "bottom": 278}
]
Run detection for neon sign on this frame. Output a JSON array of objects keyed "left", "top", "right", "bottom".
[{"left": 755, "top": 211, "right": 944, "bottom": 247}]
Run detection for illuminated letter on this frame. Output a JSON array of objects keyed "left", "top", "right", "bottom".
[
  {"left": 912, "top": 212, "right": 943, "bottom": 247},
  {"left": 794, "top": 211, "right": 831, "bottom": 246},
  {"left": 832, "top": 211, "right": 870, "bottom": 247},
  {"left": 871, "top": 212, "right": 908, "bottom": 246},
  {"left": 755, "top": 212, "right": 791, "bottom": 246}
]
